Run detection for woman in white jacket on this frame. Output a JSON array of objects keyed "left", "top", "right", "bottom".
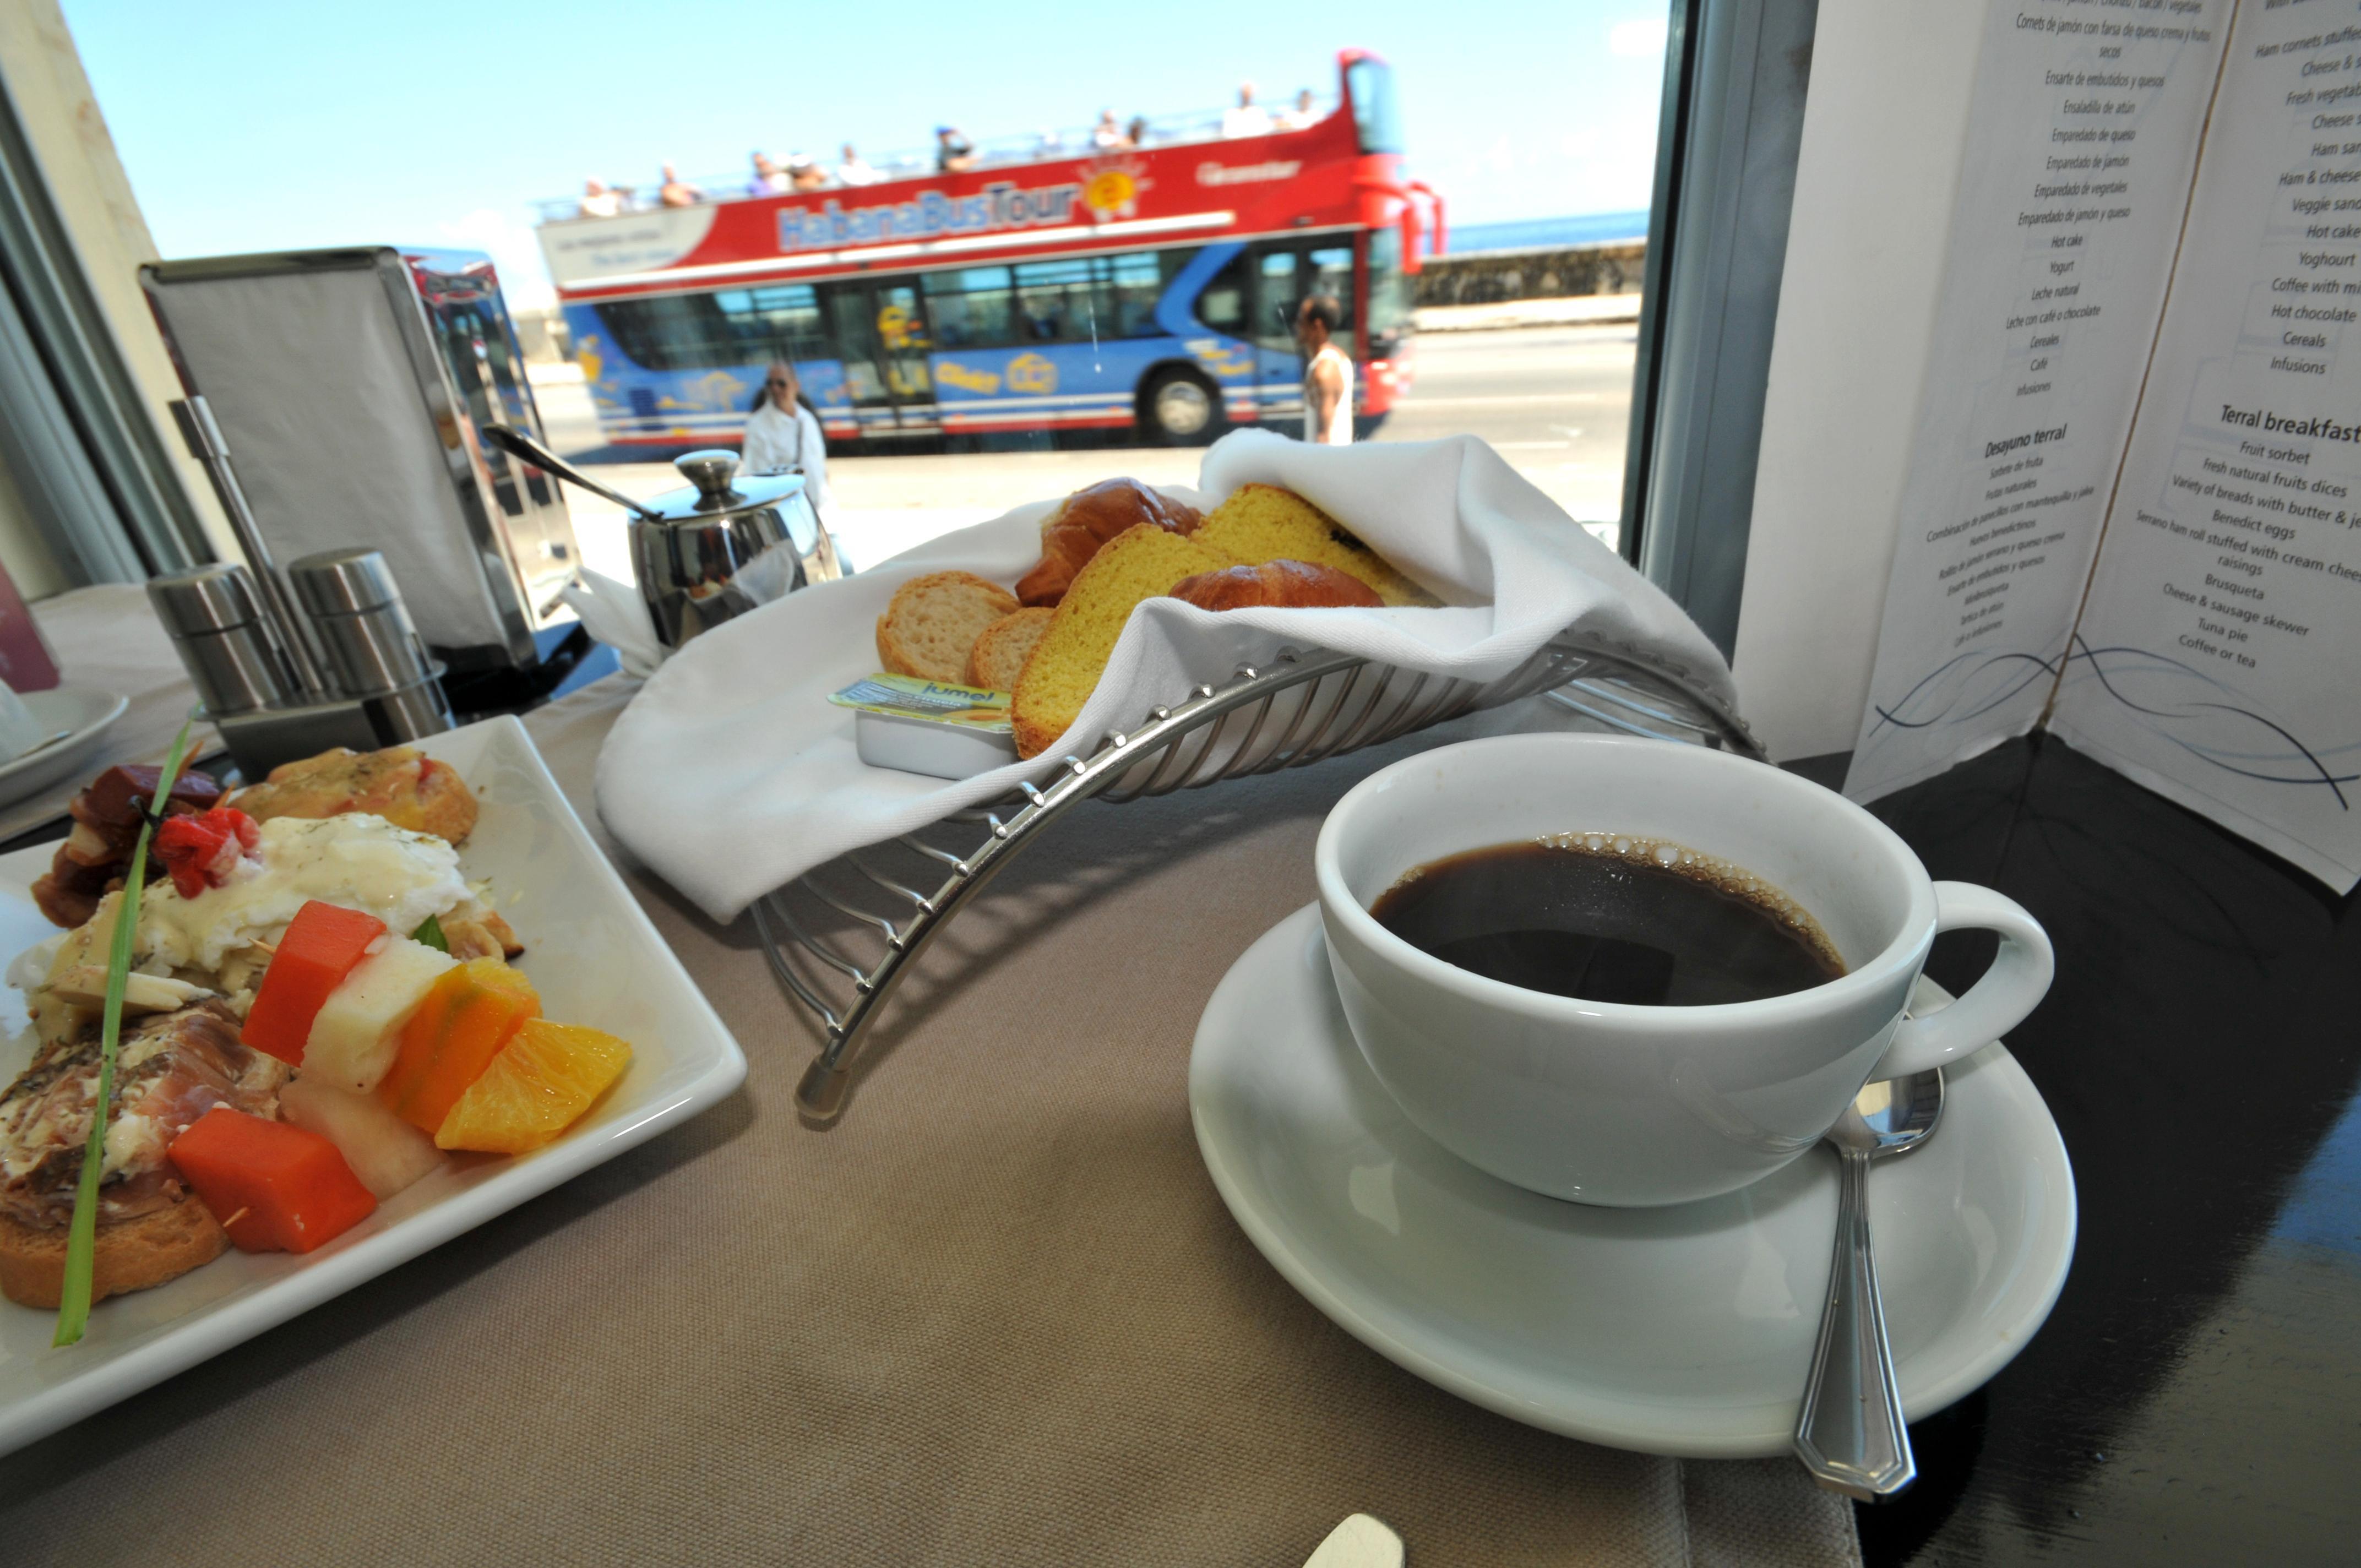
[{"left": 741, "top": 360, "right": 830, "bottom": 515}]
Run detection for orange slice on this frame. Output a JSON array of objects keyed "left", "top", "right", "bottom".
[
  {"left": 433, "top": 1018, "right": 633, "bottom": 1155},
  {"left": 377, "top": 958, "right": 540, "bottom": 1135}
]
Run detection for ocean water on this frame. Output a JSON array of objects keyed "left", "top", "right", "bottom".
[{"left": 1444, "top": 211, "right": 1651, "bottom": 255}]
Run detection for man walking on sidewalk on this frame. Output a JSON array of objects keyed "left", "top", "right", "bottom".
[{"left": 1297, "top": 295, "right": 1353, "bottom": 445}]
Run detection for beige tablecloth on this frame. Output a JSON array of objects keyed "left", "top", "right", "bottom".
[{"left": 0, "top": 657, "right": 1859, "bottom": 1567}]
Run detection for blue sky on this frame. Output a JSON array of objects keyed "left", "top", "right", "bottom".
[{"left": 60, "top": 1, "right": 1668, "bottom": 307}]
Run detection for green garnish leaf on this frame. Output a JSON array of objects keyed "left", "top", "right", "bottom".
[
  {"left": 54, "top": 717, "right": 197, "bottom": 1348},
  {"left": 411, "top": 913, "right": 448, "bottom": 954}
]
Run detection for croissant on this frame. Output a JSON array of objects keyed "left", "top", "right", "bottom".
[
  {"left": 1015, "top": 478, "right": 1203, "bottom": 607},
  {"left": 1168, "top": 559, "right": 1383, "bottom": 611}
]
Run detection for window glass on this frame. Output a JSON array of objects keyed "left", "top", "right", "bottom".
[
  {"left": 739, "top": 284, "right": 826, "bottom": 361},
  {"left": 1195, "top": 249, "right": 1249, "bottom": 333},
  {"left": 1108, "top": 251, "right": 1167, "bottom": 336},
  {"left": 923, "top": 266, "right": 1011, "bottom": 347},
  {"left": 828, "top": 289, "right": 888, "bottom": 404},
  {"left": 922, "top": 251, "right": 1194, "bottom": 347},
  {"left": 1344, "top": 57, "right": 1402, "bottom": 154},
  {"left": 1305, "top": 244, "right": 1354, "bottom": 329},
  {"left": 1254, "top": 249, "right": 1300, "bottom": 350},
  {"left": 1366, "top": 226, "right": 1410, "bottom": 360},
  {"left": 590, "top": 283, "right": 827, "bottom": 371},
  {"left": 1012, "top": 258, "right": 1101, "bottom": 343}
]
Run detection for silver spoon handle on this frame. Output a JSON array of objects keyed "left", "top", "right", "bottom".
[
  {"left": 1793, "top": 1148, "right": 1917, "bottom": 1499},
  {"left": 482, "top": 423, "right": 663, "bottom": 520}
]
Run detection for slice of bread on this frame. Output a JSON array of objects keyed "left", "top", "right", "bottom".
[
  {"left": 1010, "top": 525, "right": 1238, "bottom": 758},
  {"left": 875, "top": 571, "right": 1021, "bottom": 683},
  {"left": 0, "top": 1194, "right": 229, "bottom": 1309},
  {"left": 965, "top": 607, "right": 1054, "bottom": 691},
  {"left": 1194, "top": 483, "right": 1437, "bottom": 606}
]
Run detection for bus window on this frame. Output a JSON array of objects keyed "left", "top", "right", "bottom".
[
  {"left": 735, "top": 284, "right": 827, "bottom": 363},
  {"left": 1254, "top": 251, "right": 1299, "bottom": 351},
  {"left": 1344, "top": 57, "right": 1402, "bottom": 154},
  {"left": 1306, "top": 245, "right": 1354, "bottom": 324},
  {"left": 592, "top": 293, "right": 734, "bottom": 371},
  {"left": 591, "top": 284, "right": 826, "bottom": 371},
  {"left": 828, "top": 290, "right": 890, "bottom": 407},
  {"left": 1196, "top": 249, "right": 1249, "bottom": 334},
  {"left": 923, "top": 266, "right": 1013, "bottom": 347},
  {"left": 1013, "top": 258, "right": 1100, "bottom": 343},
  {"left": 1366, "top": 227, "right": 1411, "bottom": 361},
  {"left": 1108, "top": 252, "right": 1166, "bottom": 337}
]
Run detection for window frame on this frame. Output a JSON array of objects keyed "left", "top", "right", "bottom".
[{"left": 1619, "top": 0, "right": 1819, "bottom": 657}]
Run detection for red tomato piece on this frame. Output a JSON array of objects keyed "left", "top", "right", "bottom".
[
  {"left": 167, "top": 1106, "right": 378, "bottom": 1254},
  {"left": 152, "top": 806, "right": 262, "bottom": 899},
  {"left": 241, "top": 900, "right": 388, "bottom": 1065},
  {"left": 153, "top": 813, "right": 227, "bottom": 899}
]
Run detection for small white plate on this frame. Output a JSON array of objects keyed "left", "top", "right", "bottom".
[
  {"left": 1190, "top": 905, "right": 2077, "bottom": 1460},
  {"left": 0, "top": 686, "right": 128, "bottom": 812},
  {"left": 0, "top": 715, "right": 746, "bottom": 1456}
]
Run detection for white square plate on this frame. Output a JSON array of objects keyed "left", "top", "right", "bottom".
[{"left": 0, "top": 715, "right": 746, "bottom": 1455}]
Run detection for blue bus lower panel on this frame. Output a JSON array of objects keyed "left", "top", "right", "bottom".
[{"left": 565, "top": 301, "right": 1321, "bottom": 444}]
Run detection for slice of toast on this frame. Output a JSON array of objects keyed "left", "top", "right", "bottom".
[
  {"left": 965, "top": 607, "right": 1054, "bottom": 691},
  {"left": 875, "top": 571, "right": 1021, "bottom": 683},
  {"left": 1193, "top": 483, "right": 1437, "bottom": 606},
  {"left": 0, "top": 1194, "right": 229, "bottom": 1309},
  {"left": 1010, "top": 525, "right": 1237, "bottom": 758}
]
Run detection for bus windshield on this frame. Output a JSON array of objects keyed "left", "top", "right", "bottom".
[{"left": 1345, "top": 58, "right": 1402, "bottom": 154}]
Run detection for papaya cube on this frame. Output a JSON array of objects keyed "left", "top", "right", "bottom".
[{"left": 167, "top": 1106, "right": 378, "bottom": 1254}]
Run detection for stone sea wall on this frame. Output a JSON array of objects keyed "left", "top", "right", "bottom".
[{"left": 1413, "top": 241, "right": 1647, "bottom": 307}]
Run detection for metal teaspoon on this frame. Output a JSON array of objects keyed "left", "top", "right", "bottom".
[{"left": 1792, "top": 1067, "right": 1946, "bottom": 1500}]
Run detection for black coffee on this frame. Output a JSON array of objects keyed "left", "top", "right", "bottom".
[{"left": 1368, "top": 838, "right": 1843, "bottom": 1006}]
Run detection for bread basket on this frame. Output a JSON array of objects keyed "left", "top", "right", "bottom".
[{"left": 752, "top": 631, "right": 1760, "bottom": 1121}]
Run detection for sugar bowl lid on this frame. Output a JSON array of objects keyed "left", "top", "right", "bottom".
[{"left": 639, "top": 450, "right": 807, "bottom": 524}]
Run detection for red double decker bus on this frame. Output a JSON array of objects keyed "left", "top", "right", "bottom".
[{"left": 536, "top": 51, "right": 1440, "bottom": 450}]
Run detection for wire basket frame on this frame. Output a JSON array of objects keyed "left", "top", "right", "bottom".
[{"left": 755, "top": 631, "right": 1762, "bottom": 1121}]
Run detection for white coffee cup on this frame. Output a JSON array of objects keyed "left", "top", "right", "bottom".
[{"left": 1314, "top": 733, "right": 2053, "bottom": 1207}]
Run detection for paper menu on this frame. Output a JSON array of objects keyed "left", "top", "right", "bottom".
[
  {"left": 2050, "top": 4, "right": 2361, "bottom": 887},
  {"left": 1843, "top": 0, "right": 2361, "bottom": 890},
  {"left": 1843, "top": 0, "right": 2231, "bottom": 801}
]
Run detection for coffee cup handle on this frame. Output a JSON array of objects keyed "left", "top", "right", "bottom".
[{"left": 1870, "top": 882, "right": 2054, "bottom": 1081}]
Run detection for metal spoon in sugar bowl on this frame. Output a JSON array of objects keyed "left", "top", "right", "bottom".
[{"left": 1792, "top": 1068, "right": 1946, "bottom": 1500}]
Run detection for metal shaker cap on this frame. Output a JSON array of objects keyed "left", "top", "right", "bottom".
[
  {"left": 148, "top": 562, "right": 269, "bottom": 636},
  {"left": 289, "top": 547, "right": 404, "bottom": 618}
]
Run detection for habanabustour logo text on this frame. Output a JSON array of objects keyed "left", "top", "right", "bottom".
[{"left": 777, "top": 182, "right": 1083, "bottom": 252}]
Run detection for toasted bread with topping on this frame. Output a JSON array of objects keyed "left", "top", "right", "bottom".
[{"left": 232, "top": 746, "right": 478, "bottom": 845}]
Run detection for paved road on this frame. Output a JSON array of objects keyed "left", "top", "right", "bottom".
[
  {"left": 1380, "top": 323, "right": 1636, "bottom": 524},
  {"left": 535, "top": 322, "right": 1635, "bottom": 579}
]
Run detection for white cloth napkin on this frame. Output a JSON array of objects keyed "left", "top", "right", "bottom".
[
  {"left": 597, "top": 431, "right": 1734, "bottom": 923},
  {"left": 560, "top": 569, "right": 666, "bottom": 680},
  {"left": 563, "top": 545, "right": 809, "bottom": 681}
]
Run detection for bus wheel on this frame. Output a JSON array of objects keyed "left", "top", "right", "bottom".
[{"left": 1140, "top": 367, "right": 1224, "bottom": 445}]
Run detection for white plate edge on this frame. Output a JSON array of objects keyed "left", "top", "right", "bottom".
[{"left": 0, "top": 714, "right": 750, "bottom": 1455}]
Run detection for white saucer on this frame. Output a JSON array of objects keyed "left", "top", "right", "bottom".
[
  {"left": 0, "top": 685, "right": 128, "bottom": 811},
  {"left": 1189, "top": 905, "right": 2077, "bottom": 1459}
]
